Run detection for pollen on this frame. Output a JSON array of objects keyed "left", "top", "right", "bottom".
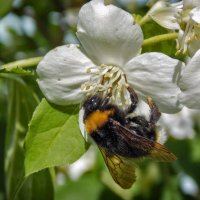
[
  {"left": 86, "top": 67, "right": 91, "bottom": 73},
  {"left": 81, "top": 64, "right": 132, "bottom": 109},
  {"left": 104, "top": 72, "right": 110, "bottom": 78},
  {"left": 100, "top": 64, "right": 106, "bottom": 69},
  {"left": 125, "top": 83, "right": 129, "bottom": 88}
]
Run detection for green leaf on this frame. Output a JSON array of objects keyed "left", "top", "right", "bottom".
[
  {"left": 25, "top": 99, "right": 87, "bottom": 176},
  {"left": 0, "top": 80, "right": 7, "bottom": 199},
  {"left": 3, "top": 77, "right": 52, "bottom": 200},
  {"left": 55, "top": 171, "right": 122, "bottom": 200},
  {"left": 161, "top": 177, "right": 182, "bottom": 200},
  {"left": 0, "top": 0, "right": 12, "bottom": 17},
  {"left": 55, "top": 172, "right": 104, "bottom": 200},
  {"left": 15, "top": 169, "right": 54, "bottom": 200}
]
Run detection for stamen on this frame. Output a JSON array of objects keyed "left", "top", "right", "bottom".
[
  {"left": 104, "top": 72, "right": 110, "bottom": 78},
  {"left": 82, "top": 64, "right": 131, "bottom": 108},
  {"left": 125, "top": 83, "right": 129, "bottom": 88},
  {"left": 86, "top": 67, "right": 91, "bottom": 73},
  {"left": 100, "top": 64, "right": 106, "bottom": 69},
  {"left": 177, "top": 13, "right": 199, "bottom": 54},
  {"left": 117, "top": 85, "right": 122, "bottom": 92}
]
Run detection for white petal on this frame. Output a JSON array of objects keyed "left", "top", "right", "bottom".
[
  {"left": 150, "top": 7, "right": 179, "bottom": 30},
  {"left": 37, "top": 44, "right": 93, "bottom": 105},
  {"left": 183, "top": 0, "right": 200, "bottom": 9},
  {"left": 79, "top": 108, "right": 88, "bottom": 141},
  {"left": 190, "top": 7, "right": 200, "bottom": 23},
  {"left": 178, "top": 49, "right": 200, "bottom": 109},
  {"left": 68, "top": 147, "right": 96, "bottom": 180},
  {"left": 188, "top": 37, "right": 200, "bottom": 57},
  {"left": 148, "top": 1, "right": 168, "bottom": 14},
  {"left": 76, "top": 0, "right": 143, "bottom": 66},
  {"left": 160, "top": 107, "right": 195, "bottom": 139},
  {"left": 124, "top": 52, "right": 184, "bottom": 113}
]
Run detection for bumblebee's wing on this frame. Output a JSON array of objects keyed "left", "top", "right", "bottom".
[
  {"left": 110, "top": 119, "right": 176, "bottom": 162},
  {"left": 99, "top": 147, "right": 137, "bottom": 189}
]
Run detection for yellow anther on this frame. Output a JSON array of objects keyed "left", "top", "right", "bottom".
[
  {"left": 86, "top": 67, "right": 91, "bottom": 73},
  {"left": 86, "top": 92, "right": 91, "bottom": 96},
  {"left": 125, "top": 83, "right": 129, "bottom": 88},
  {"left": 104, "top": 72, "right": 110, "bottom": 78},
  {"left": 100, "top": 64, "right": 106, "bottom": 69},
  {"left": 86, "top": 86, "right": 90, "bottom": 90}
]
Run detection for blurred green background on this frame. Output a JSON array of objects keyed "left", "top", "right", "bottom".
[{"left": 0, "top": 0, "right": 200, "bottom": 199}]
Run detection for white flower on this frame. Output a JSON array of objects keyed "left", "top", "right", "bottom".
[
  {"left": 178, "top": 49, "right": 200, "bottom": 109},
  {"left": 160, "top": 107, "right": 196, "bottom": 139},
  {"left": 150, "top": 0, "right": 200, "bottom": 56},
  {"left": 180, "top": 173, "right": 199, "bottom": 197},
  {"left": 68, "top": 146, "right": 96, "bottom": 180},
  {"left": 37, "top": 0, "right": 184, "bottom": 114}
]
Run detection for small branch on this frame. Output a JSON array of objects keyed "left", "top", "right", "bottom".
[
  {"left": 1, "top": 57, "right": 43, "bottom": 71},
  {"left": 142, "top": 33, "right": 178, "bottom": 47}
]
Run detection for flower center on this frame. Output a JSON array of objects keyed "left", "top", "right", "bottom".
[
  {"left": 176, "top": 9, "right": 200, "bottom": 54},
  {"left": 81, "top": 64, "right": 132, "bottom": 107}
]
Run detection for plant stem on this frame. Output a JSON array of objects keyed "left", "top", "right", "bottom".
[
  {"left": 142, "top": 33, "right": 178, "bottom": 47},
  {"left": 0, "top": 33, "right": 178, "bottom": 71},
  {"left": 138, "top": 14, "right": 151, "bottom": 26},
  {"left": 1, "top": 57, "right": 43, "bottom": 71}
]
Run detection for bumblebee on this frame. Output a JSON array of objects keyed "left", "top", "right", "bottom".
[{"left": 82, "top": 87, "right": 176, "bottom": 189}]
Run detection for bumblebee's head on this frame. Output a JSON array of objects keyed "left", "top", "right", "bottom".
[
  {"left": 83, "top": 95, "right": 102, "bottom": 114},
  {"left": 82, "top": 94, "right": 111, "bottom": 120}
]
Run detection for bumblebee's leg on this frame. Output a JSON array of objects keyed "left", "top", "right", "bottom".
[
  {"left": 125, "top": 87, "right": 138, "bottom": 114},
  {"left": 147, "top": 96, "right": 161, "bottom": 124},
  {"left": 125, "top": 116, "right": 156, "bottom": 141}
]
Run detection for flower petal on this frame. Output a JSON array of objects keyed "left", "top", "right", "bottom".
[
  {"left": 183, "top": 0, "right": 200, "bottom": 9},
  {"left": 76, "top": 0, "right": 143, "bottom": 66},
  {"left": 188, "top": 37, "right": 200, "bottom": 57},
  {"left": 79, "top": 108, "right": 88, "bottom": 141},
  {"left": 178, "top": 49, "right": 200, "bottom": 109},
  {"left": 124, "top": 52, "right": 184, "bottom": 113},
  {"left": 148, "top": 1, "right": 168, "bottom": 14},
  {"left": 37, "top": 44, "right": 93, "bottom": 105},
  {"left": 160, "top": 107, "right": 195, "bottom": 139},
  {"left": 190, "top": 7, "right": 200, "bottom": 23},
  {"left": 150, "top": 7, "right": 180, "bottom": 30}
]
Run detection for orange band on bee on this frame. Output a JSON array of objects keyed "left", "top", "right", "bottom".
[{"left": 85, "top": 109, "right": 114, "bottom": 134}]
